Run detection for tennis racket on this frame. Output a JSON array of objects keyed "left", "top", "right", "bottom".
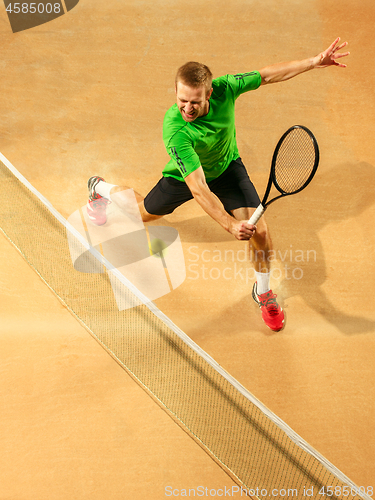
[{"left": 248, "top": 125, "right": 319, "bottom": 225}]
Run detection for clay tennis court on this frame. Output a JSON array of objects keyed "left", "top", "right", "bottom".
[{"left": 0, "top": 0, "right": 374, "bottom": 498}]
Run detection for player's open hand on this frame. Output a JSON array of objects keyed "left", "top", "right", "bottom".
[
  {"left": 230, "top": 220, "right": 256, "bottom": 240},
  {"left": 315, "top": 37, "right": 349, "bottom": 68}
]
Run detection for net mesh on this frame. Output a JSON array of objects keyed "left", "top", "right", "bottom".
[
  {"left": 0, "top": 159, "right": 370, "bottom": 500},
  {"left": 274, "top": 127, "right": 317, "bottom": 194}
]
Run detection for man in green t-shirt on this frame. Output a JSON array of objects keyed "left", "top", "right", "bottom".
[{"left": 86, "top": 38, "right": 349, "bottom": 332}]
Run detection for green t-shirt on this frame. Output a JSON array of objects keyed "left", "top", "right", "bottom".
[{"left": 162, "top": 71, "right": 262, "bottom": 182}]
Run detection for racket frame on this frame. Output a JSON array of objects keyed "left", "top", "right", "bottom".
[{"left": 248, "top": 125, "right": 319, "bottom": 225}]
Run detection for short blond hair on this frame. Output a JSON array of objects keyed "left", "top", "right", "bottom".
[{"left": 175, "top": 61, "right": 213, "bottom": 94}]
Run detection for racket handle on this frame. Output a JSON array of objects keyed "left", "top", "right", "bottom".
[{"left": 248, "top": 204, "right": 265, "bottom": 225}]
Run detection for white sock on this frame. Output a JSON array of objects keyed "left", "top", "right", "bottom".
[
  {"left": 254, "top": 271, "right": 270, "bottom": 295},
  {"left": 96, "top": 180, "right": 117, "bottom": 201}
]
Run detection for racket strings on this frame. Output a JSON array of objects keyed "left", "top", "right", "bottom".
[{"left": 274, "top": 129, "right": 316, "bottom": 194}]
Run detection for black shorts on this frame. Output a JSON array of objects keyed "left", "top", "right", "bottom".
[{"left": 143, "top": 157, "right": 261, "bottom": 216}]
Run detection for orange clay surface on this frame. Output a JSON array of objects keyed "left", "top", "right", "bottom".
[{"left": 0, "top": 1, "right": 374, "bottom": 498}]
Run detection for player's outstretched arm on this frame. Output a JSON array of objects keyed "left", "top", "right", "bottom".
[
  {"left": 184, "top": 167, "right": 256, "bottom": 241},
  {"left": 313, "top": 37, "right": 350, "bottom": 68},
  {"left": 259, "top": 38, "right": 349, "bottom": 85}
]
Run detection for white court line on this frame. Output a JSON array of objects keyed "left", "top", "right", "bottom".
[
  {"left": 60, "top": 0, "right": 68, "bottom": 14},
  {"left": 0, "top": 151, "right": 371, "bottom": 499}
]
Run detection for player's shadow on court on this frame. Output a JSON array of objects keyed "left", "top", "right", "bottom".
[
  {"left": 173, "top": 161, "right": 375, "bottom": 335},
  {"left": 272, "top": 160, "right": 375, "bottom": 335}
]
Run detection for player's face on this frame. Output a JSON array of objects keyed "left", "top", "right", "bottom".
[{"left": 175, "top": 81, "right": 212, "bottom": 122}]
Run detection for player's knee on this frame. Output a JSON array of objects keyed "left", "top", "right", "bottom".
[
  {"left": 139, "top": 202, "right": 162, "bottom": 222},
  {"left": 141, "top": 212, "right": 154, "bottom": 222}
]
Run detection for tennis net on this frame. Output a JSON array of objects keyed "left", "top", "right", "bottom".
[{"left": 0, "top": 154, "right": 371, "bottom": 500}]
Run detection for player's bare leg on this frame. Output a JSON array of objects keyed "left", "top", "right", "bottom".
[
  {"left": 110, "top": 185, "right": 163, "bottom": 223},
  {"left": 87, "top": 176, "right": 162, "bottom": 225},
  {"left": 231, "top": 207, "right": 272, "bottom": 270},
  {"left": 232, "top": 206, "right": 284, "bottom": 332}
]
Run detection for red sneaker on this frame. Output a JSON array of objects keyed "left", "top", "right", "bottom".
[
  {"left": 87, "top": 176, "right": 110, "bottom": 225},
  {"left": 252, "top": 283, "right": 285, "bottom": 332}
]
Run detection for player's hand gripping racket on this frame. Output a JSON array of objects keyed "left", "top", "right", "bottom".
[{"left": 248, "top": 125, "right": 319, "bottom": 225}]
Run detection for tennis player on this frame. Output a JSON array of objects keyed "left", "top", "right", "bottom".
[{"left": 86, "top": 38, "right": 349, "bottom": 332}]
